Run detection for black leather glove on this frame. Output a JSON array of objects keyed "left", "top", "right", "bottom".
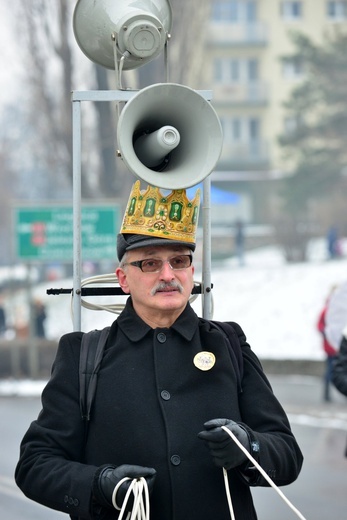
[
  {"left": 198, "top": 418, "right": 250, "bottom": 470},
  {"left": 93, "top": 464, "right": 156, "bottom": 511}
]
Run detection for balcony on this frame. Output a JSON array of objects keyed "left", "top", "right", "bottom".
[
  {"left": 212, "top": 82, "right": 268, "bottom": 105},
  {"left": 219, "top": 140, "right": 270, "bottom": 168},
  {"left": 207, "top": 21, "right": 268, "bottom": 47}
]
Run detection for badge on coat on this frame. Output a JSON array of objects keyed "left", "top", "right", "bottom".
[{"left": 193, "top": 351, "right": 216, "bottom": 371}]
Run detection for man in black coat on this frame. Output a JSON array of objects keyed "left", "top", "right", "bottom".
[{"left": 15, "top": 182, "right": 303, "bottom": 520}]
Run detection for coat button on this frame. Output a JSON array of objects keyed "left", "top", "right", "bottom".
[
  {"left": 161, "top": 390, "right": 171, "bottom": 400},
  {"left": 170, "top": 454, "right": 181, "bottom": 466},
  {"left": 157, "top": 332, "right": 166, "bottom": 343}
]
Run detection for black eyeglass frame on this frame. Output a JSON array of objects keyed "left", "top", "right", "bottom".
[{"left": 123, "top": 253, "right": 193, "bottom": 273}]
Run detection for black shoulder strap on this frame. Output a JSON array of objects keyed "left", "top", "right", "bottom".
[
  {"left": 79, "top": 326, "right": 111, "bottom": 423},
  {"left": 209, "top": 320, "right": 244, "bottom": 392}
]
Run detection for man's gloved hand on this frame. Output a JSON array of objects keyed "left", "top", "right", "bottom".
[
  {"left": 93, "top": 464, "right": 156, "bottom": 510},
  {"left": 198, "top": 418, "right": 250, "bottom": 470}
]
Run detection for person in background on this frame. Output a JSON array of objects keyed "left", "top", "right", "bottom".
[
  {"left": 326, "top": 225, "right": 341, "bottom": 260},
  {"left": 0, "top": 295, "right": 6, "bottom": 336},
  {"left": 33, "top": 299, "right": 47, "bottom": 338},
  {"left": 234, "top": 219, "right": 245, "bottom": 266},
  {"left": 15, "top": 182, "right": 303, "bottom": 520},
  {"left": 317, "top": 288, "right": 338, "bottom": 402}
]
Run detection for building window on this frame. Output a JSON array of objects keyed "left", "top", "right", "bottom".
[
  {"left": 245, "top": 1, "right": 257, "bottom": 21},
  {"left": 214, "top": 60, "right": 223, "bottom": 82},
  {"left": 232, "top": 119, "right": 242, "bottom": 140},
  {"left": 249, "top": 118, "right": 260, "bottom": 140},
  {"left": 282, "top": 57, "right": 304, "bottom": 79},
  {"left": 214, "top": 58, "right": 259, "bottom": 83},
  {"left": 281, "top": 1, "right": 303, "bottom": 19},
  {"left": 248, "top": 59, "right": 258, "bottom": 81},
  {"left": 211, "top": 1, "right": 257, "bottom": 23},
  {"left": 327, "top": 1, "right": 347, "bottom": 19},
  {"left": 214, "top": 59, "right": 230, "bottom": 82},
  {"left": 283, "top": 116, "right": 302, "bottom": 134},
  {"left": 220, "top": 117, "right": 260, "bottom": 141}
]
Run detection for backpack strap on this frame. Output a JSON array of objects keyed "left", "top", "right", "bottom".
[
  {"left": 209, "top": 320, "right": 244, "bottom": 393},
  {"left": 79, "top": 326, "right": 111, "bottom": 423}
]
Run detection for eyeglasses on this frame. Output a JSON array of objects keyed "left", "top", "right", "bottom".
[{"left": 124, "top": 254, "right": 193, "bottom": 273}]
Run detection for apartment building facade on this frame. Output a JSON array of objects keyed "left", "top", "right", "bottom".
[{"left": 205, "top": 0, "right": 347, "bottom": 222}]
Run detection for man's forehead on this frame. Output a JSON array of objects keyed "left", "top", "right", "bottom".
[{"left": 128, "top": 245, "right": 190, "bottom": 258}]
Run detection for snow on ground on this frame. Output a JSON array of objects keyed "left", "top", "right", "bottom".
[
  {"left": 208, "top": 242, "right": 347, "bottom": 361},
  {"left": 1, "top": 238, "right": 347, "bottom": 396}
]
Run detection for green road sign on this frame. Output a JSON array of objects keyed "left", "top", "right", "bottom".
[{"left": 14, "top": 205, "right": 121, "bottom": 261}]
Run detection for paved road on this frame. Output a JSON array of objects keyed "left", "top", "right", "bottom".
[
  {"left": 1, "top": 375, "right": 346, "bottom": 520},
  {"left": 253, "top": 375, "right": 347, "bottom": 519}
]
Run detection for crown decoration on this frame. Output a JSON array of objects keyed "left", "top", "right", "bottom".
[{"left": 120, "top": 180, "right": 200, "bottom": 244}]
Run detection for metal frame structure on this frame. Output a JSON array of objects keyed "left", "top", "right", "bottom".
[{"left": 71, "top": 89, "right": 213, "bottom": 331}]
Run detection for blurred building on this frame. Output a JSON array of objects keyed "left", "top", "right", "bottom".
[{"left": 204, "top": 0, "right": 347, "bottom": 222}]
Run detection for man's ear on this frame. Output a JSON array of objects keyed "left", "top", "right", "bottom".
[{"left": 116, "top": 267, "right": 130, "bottom": 294}]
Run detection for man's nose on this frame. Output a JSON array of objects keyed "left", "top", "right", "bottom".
[{"left": 159, "top": 260, "right": 175, "bottom": 279}]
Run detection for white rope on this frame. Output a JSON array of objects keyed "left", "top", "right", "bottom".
[
  {"left": 223, "top": 467, "right": 236, "bottom": 520},
  {"left": 80, "top": 273, "right": 126, "bottom": 315},
  {"left": 112, "top": 477, "right": 150, "bottom": 520},
  {"left": 221, "top": 426, "right": 307, "bottom": 520}
]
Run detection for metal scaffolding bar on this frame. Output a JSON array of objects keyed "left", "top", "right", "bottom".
[{"left": 71, "top": 89, "right": 213, "bottom": 330}]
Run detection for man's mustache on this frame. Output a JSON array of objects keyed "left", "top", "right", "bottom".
[{"left": 151, "top": 280, "right": 184, "bottom": 296}]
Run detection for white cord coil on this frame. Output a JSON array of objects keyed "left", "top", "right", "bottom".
[
  {"left": 72, "top": 273, "right": 204, "bottom": 316},
  {"left": 221, "top": 426, "right": 307, "bottom": 520},
  {"left": 112, "top": 477, "right": 150, "bottom": 520}
]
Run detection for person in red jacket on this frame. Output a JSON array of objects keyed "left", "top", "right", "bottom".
[{"left": 317, "top": 291, "right": 338, "bottom": 401}]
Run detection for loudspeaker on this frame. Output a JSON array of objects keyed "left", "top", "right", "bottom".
[
  {"left": 73, "top": 0, "right": 172, "bottom": 70},
  {"left": 117, "top": 83, "right": 223, "bottom": 189}
]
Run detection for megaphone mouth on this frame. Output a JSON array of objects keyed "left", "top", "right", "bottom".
[
  {"left": 146, "top": 153, "right": 171, "bottom": 172},
  {"left": 133, "top": 131, "right": 174, "bottom": 172},
  {"left": 132, "top": 125, "right": 181, "bottom": 171}
]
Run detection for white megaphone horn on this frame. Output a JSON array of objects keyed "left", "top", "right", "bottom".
[
  {"left": 73, "top": 0, "right": 172, "bottom": 70},
  {"left": 117, "top": 83, "right": 223, "bottom": 190}
]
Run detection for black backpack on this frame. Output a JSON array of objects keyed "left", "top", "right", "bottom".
[{"left": 79, "top": 320, "right": 244, "bottom": 427}]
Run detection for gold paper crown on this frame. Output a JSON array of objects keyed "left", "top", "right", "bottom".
[{"left": 120, "top": 180, "right": 200, "bottom": 244}]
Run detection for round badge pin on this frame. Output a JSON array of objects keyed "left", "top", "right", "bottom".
[{"left": 193, "top": 351, "right": 216, "bottom": 371}]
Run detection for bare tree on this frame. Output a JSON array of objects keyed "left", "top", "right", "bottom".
[
  {"left": 18, "top": 1, "right": 74, "bottom": 184},
  {"left": 168, "top": 0, "right": 211, "bottom": 88},
  {"left": 0, "top": 136, "right": 19, "bottom": 264},
  {"left": 13, "top": 0, "right": 116, "bottom": 198}
]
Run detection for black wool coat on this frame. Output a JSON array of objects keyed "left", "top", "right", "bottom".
[
  {"left": 15, "top": 300, "right": 303, "bottom": 520},
  {"left": 332, "top": 335, "right": 347, "bottom": 396}
]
